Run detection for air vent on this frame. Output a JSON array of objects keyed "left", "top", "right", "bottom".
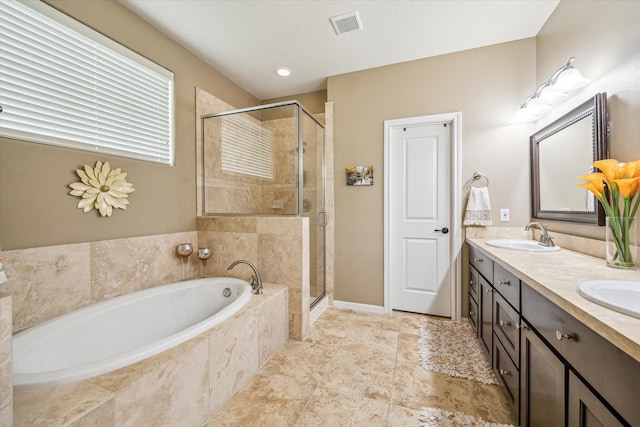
[{"left": 330, "top": 10, "right": 363, "bottom": 35}]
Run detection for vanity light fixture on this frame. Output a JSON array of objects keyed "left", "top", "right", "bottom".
[
  {"left": 512, "top": 57, "right": 590, "bottom": 124},
  {"left": 275, "top": 67, "right": 292, "bottom": 77}
]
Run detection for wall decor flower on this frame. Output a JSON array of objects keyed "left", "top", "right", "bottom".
[
  {"left": 578, "top": 159, "right": 640, "bottom": 268},
  {"left": 69, "top": 161, "right": 135, "bottom": 217}
]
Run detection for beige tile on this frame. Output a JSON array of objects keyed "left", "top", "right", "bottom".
[
  {"left": 294, "top": 386, "right": 389, "bottom": 426},
  {"left": 258, "top": 287, "right": 289, "bottom": 365},
  {"left": 90, "top": 336, "right": 210, "bottom": 427},
  {"left": 212, "top": 372, "right": 315, "bottom": 426},
  {"left": 257, "top": 233, "right": 303, "bottom": 286},
  {"left": 395, "top": 332, "right": 421, "bottom": 365},
  {"left": 322, "top": 349, "right": 395, "bottom": 401},
  {"left": 207, "top": 306, "right": 260, "bottom": 415},
  {"left": 2, "top": 243, "right": 91, "bottom": 331},
  {"left": 391, "top": 361, "right": 476, "bottom": 415},
  {"left": 13, "top": 381, "right": 114, "bottom": 427},
  {"left": 387, "top": 404, "right": 424, "bottom": 426},
  {"left": 260, "top": 339, "right": 333, "bottom": 384},
  {"left": 90, "top": 232, "right": 198, "bottom": 301},
  {"left": 338, "top": 324, "right": 399, "bottom": 361},
  {"left": 0, "top": 294, "right": 12, "bottom": 418},
  {"left": 468, "top": 381, "right": 517, "bottom": 425}
]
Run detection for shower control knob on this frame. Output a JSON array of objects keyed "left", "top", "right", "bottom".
[{"left": 435, "top": 227, "right": 449, "bottom": 234}]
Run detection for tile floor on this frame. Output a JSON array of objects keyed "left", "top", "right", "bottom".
[{"left": 207, "top": 307, "right": 515, "bottom": 426}]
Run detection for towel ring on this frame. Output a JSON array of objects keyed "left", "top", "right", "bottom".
[{"left": 470, "top": 172, "right": 489, "bottom": 187}]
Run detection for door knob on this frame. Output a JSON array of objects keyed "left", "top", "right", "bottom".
[{"left": 435, "top": 227, "right": 449, "bottom": 234}]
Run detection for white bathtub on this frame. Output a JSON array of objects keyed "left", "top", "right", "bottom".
[{"left": 12, "top": 277, "right": 252, "bottom": 390}]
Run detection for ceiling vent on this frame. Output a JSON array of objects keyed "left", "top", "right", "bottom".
[{"left": 330, "top": 11, "right": 363, "bottom": 35}]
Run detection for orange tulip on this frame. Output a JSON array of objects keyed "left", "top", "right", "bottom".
[
  {"left": 622, "top": 160, "right": 640, "bottom": 178},
  {"left": 594, "top": 159, "right": 624, "bottom": 183},
  {"left": 614, "top": 178, "right": 640, "bottom": 199},
  {"left": 578, "top": 173, "right": 607, "bottom": 195}
]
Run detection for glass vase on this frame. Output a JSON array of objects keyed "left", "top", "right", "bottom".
[{"left": 606, "top": 217, "right": 638, "bottom": 269}]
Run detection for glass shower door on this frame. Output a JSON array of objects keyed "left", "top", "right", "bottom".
[{"left": 300, "top": 109, "right": 326, "bottom": 308}]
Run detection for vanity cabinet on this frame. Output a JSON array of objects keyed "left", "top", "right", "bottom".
[{"left": 466, "top": 242, "right": 640, "bottom": 426}]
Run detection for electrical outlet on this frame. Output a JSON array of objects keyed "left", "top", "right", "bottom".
[{"left": 500, "top": 208, "right": 510, "bottom": 222}]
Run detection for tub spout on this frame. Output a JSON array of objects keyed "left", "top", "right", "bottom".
[{"left": 227, "top": 260, "right": 263, "bottom": 295}]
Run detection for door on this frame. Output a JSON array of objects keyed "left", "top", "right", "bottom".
[
  {"left": 568, "top": 371, "right": 624, "bottom": 427},
  {"left": 388, "top": 122, "right": 451, "bottom": 316},
  {"left": 520, "top": 322, "right": 566, "bottom": 427}
]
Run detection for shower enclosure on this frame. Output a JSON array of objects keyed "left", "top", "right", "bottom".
[{"left": 200, "top": 101, "right": 326, "bottom": 308}]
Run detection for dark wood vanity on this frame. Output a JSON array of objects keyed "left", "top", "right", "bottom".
[{"left": 467, "top": 242, "right": 640, "bottom": 427}]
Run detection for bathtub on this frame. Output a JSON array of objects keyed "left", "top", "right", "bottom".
[{"left": 12, "top": 277, "right": 252, "bottom": 390}]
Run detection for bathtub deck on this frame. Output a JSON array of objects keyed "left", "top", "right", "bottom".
[{"left": 12, "top": 284, "right": 288, "bottom": 427}]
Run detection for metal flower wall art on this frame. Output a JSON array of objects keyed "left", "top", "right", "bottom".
[{"left": 69, "top": 161, "right": 135, "bottom": 217}]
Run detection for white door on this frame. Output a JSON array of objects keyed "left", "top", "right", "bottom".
[{"left": 388, "top": 122, "right": 451, "bottom": 316}]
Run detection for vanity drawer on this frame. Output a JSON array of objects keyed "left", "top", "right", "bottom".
[
  {"left": 493, "top": 263, "right": 520, "bottom": 311},
  {"left": 468, "top": 292, "right": 478, "bottom": 332},
  {"left": 493, "top": 291, "right": 519, "bottom": 368},
  {"left": 469, "top": 245, "right": 493, "bottom": 281},
  {"left": 493, "top": 334, "right": 519, "bottom": 416},
  {"left": 522, "top": 282, "right": 640, "bottom": 425},
  {"left": 469, "top": 266, "right": 479, "bottom": 302}
]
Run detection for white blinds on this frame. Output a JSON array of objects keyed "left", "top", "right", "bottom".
[
  {"left": 0, "top": 0, "right": 174, "bottom": 164},
  {"left": 221, "top": 115, "right": 274, "bottom": 179}
]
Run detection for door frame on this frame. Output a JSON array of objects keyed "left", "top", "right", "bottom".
[{"left": 383, "top": 112, "right": 462, "bottom": 319}]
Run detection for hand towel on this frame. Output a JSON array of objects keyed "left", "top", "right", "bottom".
[{"left": 464, "top": 187, "right": 492, "bottom": 226}]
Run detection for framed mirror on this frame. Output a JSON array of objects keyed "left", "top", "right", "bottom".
[{"left": 530, "top": 93, "right": 608, "bottom": 225}]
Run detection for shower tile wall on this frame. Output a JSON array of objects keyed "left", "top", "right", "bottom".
[
  {"left": 198, "top": 216, "right": 310, "bottom": 340},
  {"left": 0, "top": 231, "right": 199, "bottom": 332}
]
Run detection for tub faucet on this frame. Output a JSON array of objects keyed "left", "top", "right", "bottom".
[
  {"left": 525, "top": 222, "right": 555, "bottom": 247},
  {"left": 227, "top": 260, "right": 263, "bottom": 295}
]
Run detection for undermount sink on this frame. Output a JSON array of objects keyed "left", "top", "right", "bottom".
[
  {"left": 485, "top": 239, "right": 561, "bottom": 252},
  {"left": 578, "top": 280, "right": 640, "bottom": 319}
]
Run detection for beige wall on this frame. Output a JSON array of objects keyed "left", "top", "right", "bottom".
[
  {"left": 0, "top": 0, "right": 258, "bottom": 250},
  {"left": 328, "top": 39, "right": 536, "bottom": 306},
  {"left": 534, "top": 0, "right": 640, "bottom": 240},
  {"left": 329, "top": 0, "right": 640, "bottom": 307}
]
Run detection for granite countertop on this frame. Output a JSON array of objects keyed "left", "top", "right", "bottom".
[{"left": 466, "top": 237, "right": 640, "bottom": 363}]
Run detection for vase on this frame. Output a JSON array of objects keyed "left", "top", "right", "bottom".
[{"left": 606, "top": 217, "right": 638, "bottom": 269}]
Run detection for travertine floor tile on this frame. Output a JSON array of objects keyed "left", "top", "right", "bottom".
[
  {"left": 260, "top": 340, "right": 333, "bottom": 384},
  {"left": 294, "top": 386, "right": 389, "bottom": 426},
  {"left": 212, "top": 371, "right": 315, "bottom": 426},
  {"left": 468, "top": 381, "right": 516, "bottom": 425},
  {"left": 387, "top": 404, "right": 424, "bottom": 426},
  {"left": 391, "top": 361, "right": 476, "bottom": 415},
  {"left": 322, "top": 349, "right": 395, "bottom": 401}
]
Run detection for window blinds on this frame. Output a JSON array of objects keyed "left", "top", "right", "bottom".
[
  {"left": 0, "top": 0, "right": 174, "bottom": 164},
  {"left": 221, "top": 114, "right": 274, "bottom": 180}
]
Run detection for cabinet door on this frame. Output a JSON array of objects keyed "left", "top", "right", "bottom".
[
  {"left": 469, "top": 265, "right": 479, "bottom": 304},
  {"left": 520, "top": 323, "right": 565, "bottom": 427},
  {"left": 479, "top": 276, "right": 493, "bottom": 357},
  {"left": 568, "top": 371, "right": 624, "bottom": 427}
]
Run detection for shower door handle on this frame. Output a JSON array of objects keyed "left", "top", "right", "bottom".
[{"left": 317, "top": 211, "right": 328, "bottom": 226}]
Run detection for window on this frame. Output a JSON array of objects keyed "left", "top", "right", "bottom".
[
  {"left": 221, "top": 114, "right": 274, "bottom": 180},
  {"left": 0, "top": 0, "right": 174, "bottom": 164}
]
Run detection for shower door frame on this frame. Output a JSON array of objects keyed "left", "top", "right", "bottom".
[{"left": 200, "top": 101, "right": 327, "bottom": 308}]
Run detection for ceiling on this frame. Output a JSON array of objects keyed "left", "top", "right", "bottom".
[{"left": 118, "top": 0, "right": 560, "bottom": 100}]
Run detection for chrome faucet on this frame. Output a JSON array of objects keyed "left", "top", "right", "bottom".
[
  {"left": 525, "top": 222, "right": 555, "bottom": 247},
  {"left": 227, "top": 260, "right": 263, "bottom": 295}
]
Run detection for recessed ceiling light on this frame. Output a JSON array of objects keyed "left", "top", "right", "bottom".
[{"left": 275, "top": 67, "right": 292, "bottom": 77}]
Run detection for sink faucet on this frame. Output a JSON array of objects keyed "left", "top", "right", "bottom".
[
  {"left": 525, "top": 222, "right": 555, "bottom": 247},
  {"left": 227, "top": 260, "right": 263, "bottom": 295}
]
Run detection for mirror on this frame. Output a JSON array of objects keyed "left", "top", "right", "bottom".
[{"left": 530, "top": 93, "right": 608, "bottom": 225}]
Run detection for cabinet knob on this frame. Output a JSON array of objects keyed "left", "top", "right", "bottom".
[
  {"left": 469, "top": 310, "right": 476, "bottom": 317},
  {"left": 499, "top": 368, "right": 511, "bottom": 376},
  {"left": 555, "top": 330, "right": 574, "bottom": 341},
  {"left": 474, "top": 258, "right": 483, "bottom": 263},
  {"left": 498, "top": 279, "right": 511, "bottom": 286},
  {"left": 485, "top": 288, "right": 493, "bottom": 293},
  {"left": 469, "top": 279, "right": 476, "bottom": 286},
  {"left": 499, "top": 320, "right": 511, "bottom": 327},
  {"left": 515, "top": 322, "right": 528, "bottom": 330}
]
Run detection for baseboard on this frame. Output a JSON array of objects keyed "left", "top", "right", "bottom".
[
  {"left": 333, "top": 300, "right": 386, "bottom": 314},
  {"left": 310, "top": 296, "right": 329, "bottom": 324}
]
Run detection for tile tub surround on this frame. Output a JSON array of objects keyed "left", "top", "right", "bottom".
[
  {"left": 0, "top": 293, "right": 12, "bottom": 427},
  {"left": 466, "top": 236, "right": 640, "bottom": 364},
  {"left": 198, "top": 216, "right": 311, "bottom": 340},
  {"left": 0, "top": 231, "right": 199, "bottom": 332},
  {"left": 209, "top": 307, "right": 514, "bottom": 426},
  {"left": 13, "top": 285, "right": 288, "bottom": 427}
]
